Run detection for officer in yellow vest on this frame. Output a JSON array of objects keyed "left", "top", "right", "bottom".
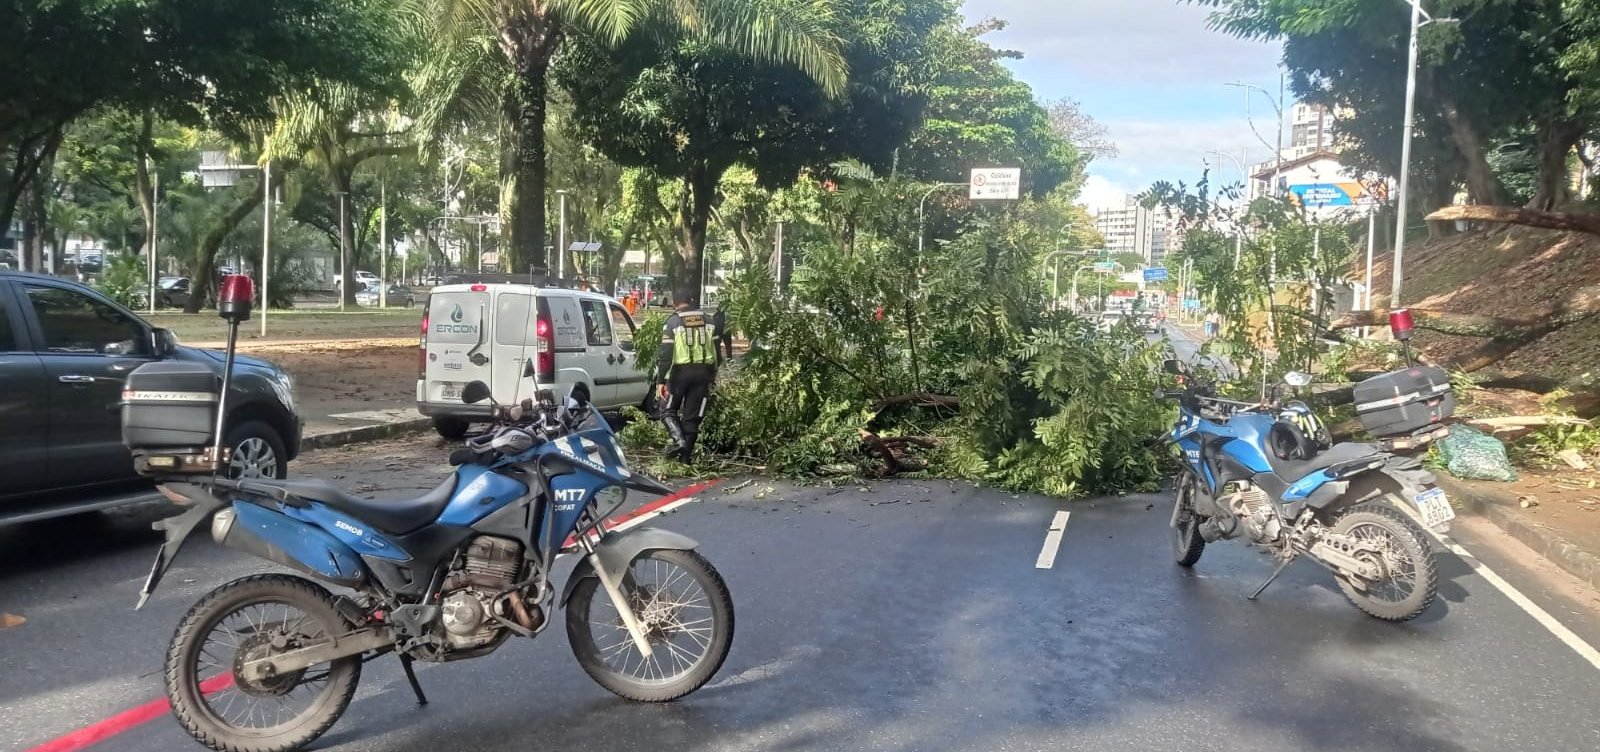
[{"left": 654, "top": 289, "right": 720, "bottom": 461}]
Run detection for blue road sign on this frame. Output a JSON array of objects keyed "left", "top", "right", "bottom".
[{"left": 1143, "top": 267, "right": 1169, "bottom": 282}]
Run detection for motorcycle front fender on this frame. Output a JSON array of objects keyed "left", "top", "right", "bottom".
[
  {"left": 560, "top": 526, "right": 700, "bottom": 607},
  {"left": 136, "top": 483, "right": 228, "bottom": 610}
]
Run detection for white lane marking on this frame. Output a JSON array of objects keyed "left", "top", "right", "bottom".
[
  {"left": 1035, "top": 511, "right": 1071, "bottom": 569},
  {"left": 1435, "top": 530, "right": 1600, "bottom": 672}
]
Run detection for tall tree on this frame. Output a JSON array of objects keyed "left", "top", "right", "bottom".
[
  {"left": 1, "top": 0, "right": 390, "bottom": 241},
  {"left": 406, "top": 0, "right": 848, "bottom": 277},
  {"left": 557, "top": 0, "right": 943, "bottom": 298}
]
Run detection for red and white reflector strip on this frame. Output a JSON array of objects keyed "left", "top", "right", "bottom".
[{"left": 562, "top": 480, "right": 719, "bottom": 551}]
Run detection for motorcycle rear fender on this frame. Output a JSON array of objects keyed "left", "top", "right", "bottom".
[
  {"left": 560, "top": 526, "right": 699, "bottom": 607},
  {"left": 137, "top": 483, "right": 228, "bottom": 609}
]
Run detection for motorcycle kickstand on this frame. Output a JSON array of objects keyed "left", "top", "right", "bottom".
[
  {"left": 1246, "top": 555, "right": 1296, "bottom": 601},
  {"left": 399, "top": 654, "right": 428, "bottom": 706}
]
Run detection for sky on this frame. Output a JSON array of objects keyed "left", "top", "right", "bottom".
[{"left": 959, "top": 0, "right": 1285, "bottom": 211}]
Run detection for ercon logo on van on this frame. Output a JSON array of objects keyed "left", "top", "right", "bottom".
[{"left": 434, "top": 303, "right": 480, "bottom": 336}]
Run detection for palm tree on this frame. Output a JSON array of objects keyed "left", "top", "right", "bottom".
[{"left": 405, "top": 0, "right": 848, "bottom": 277}]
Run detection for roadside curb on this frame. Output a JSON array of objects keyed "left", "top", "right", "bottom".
[
  {"left": 1439, "top": 475, "right": 1600, "bottom": 590},
  {"left": 301, "top": 417, "right": 433, "bottom": 452}
]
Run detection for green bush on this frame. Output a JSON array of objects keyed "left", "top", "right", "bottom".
[{"left": 98, "top": 254, "right": 147, "bottom": 308}]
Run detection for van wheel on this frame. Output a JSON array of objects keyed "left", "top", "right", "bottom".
[{"left": 433, "top": 417, "right": 470, "bottom": 441}]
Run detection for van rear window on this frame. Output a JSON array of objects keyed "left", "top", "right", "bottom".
[
  {"left": 428, "top": 293, "right": 487, "bottom": 344},
  {"left": 495, "top": 293, "right": 537, "bottom": 347}
]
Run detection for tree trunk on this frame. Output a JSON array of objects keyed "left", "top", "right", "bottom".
[
  {"left": 185, "top": 181, "right": 264, "bottom": 313},
  {"left": 498, "top": 5, "right": 559, "bottom": 278},
  {"left": 676, "top": 164, "right": 720, "bottom": 303},
  {"left": 1425, "top": 205, "right": 1600, "bottom": 236},
  {"left": 1438, "top": 94, "right": 1506, "bottom": 206},
  {"left": 0, "top": 124, "right": 66, "bottom": 241},
  {"left": 134, "top": 111, "right": 156, "bottom": 268},
  {"left": 1528, "top": 117, "right": 1584, "bottom": 211}
]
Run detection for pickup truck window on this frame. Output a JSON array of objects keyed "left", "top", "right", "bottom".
[{"left": 25, "top": 284, "right": 147, "bottom": 355}]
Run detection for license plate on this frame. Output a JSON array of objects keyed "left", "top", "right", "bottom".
[
  {"left": 1412, "top": 487, "right": 1455, "bottom": 527},
  {"left": 439, "top": 382, "right": 463, "bottom": 402}
]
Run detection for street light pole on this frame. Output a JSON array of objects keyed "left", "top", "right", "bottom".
[
  {"left": 378, "top": 175, "right": 387, "bottom": 309},
  {"left": 916, "top": 182, "right": 966, "bottom": 267},
  {"left": 148, "top": 165, "right": 159, "bottom": 315},
  {"left": 337, "top": 191, "right": 348, "bottom": 312},
  {"left": 259, "top": 161, "right": 271, "bottom": 335},
  {"left": 910, "top": 181, "right": 964, "bottom": 393},
  {"left": 1208, "top": 149, "right": 1249, "bottom": 270},
  {"left": 1393, "top": 0, "right": 1425, "bottom": 309},
  {"left": 556, "top": 190, "right": 568, "bottom": 284}
]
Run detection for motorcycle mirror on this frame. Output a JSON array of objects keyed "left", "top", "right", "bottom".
[
  {"left": 1163, "top": 359, "right": 1184, "bottom": 375},
  {"left": 523, "top": 359, "right": 535, "bottom": 378},
  {"left": 1284, "top": 371, "right": 1312, "bottom": 387},
  {"left": 462, "top": 380, "right": 493, "bottom": 405},
  {"left": 536, "top": 388, "right": 557, "bottom": 407}
]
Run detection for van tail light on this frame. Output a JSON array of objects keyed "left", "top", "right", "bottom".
[
  {"left": 535, "top": 312, "right": 555, "bottom": 381},
  {"left": 418, "top": 313, "right": 430, "bottom": 374}
]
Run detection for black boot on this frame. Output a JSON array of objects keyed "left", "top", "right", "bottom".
[{"left": 662, "top": 416, "right": 689, "bottom": 460}]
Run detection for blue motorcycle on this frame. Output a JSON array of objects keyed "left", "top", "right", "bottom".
[
  {"left": 1157, "top": 359, "right": 1453, "bottom": 622},
  {"left": 127, "top": 282, "right": 732, "bottom": 752}
]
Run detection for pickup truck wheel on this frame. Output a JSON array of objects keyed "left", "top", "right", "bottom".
[
  {"left": 225, "top": 421, "right": 289, "bottom": 480},
  {"left": 433, "top": 416, "right": 470, "bottom": 441}
]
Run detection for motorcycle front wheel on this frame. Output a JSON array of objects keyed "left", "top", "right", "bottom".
[
  {"left": 164, "top": 574, "right": 361, "bottom": 752},
  {"left": 566, "top": 549, "right": 734, "bottom": 702},
  {"left": 1330, "top": 500, "right": 1440, "bottom": 622},
  {"left": 1172, "top": 474, "right": 1206, "bottom": 567}
]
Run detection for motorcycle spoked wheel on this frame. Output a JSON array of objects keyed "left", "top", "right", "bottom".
[
  {"left": 164, "top": 574, "right": 362, "bottom": 752},
  {"left": 1172, "top": 474, "right": 1206, "bottom": 567},
  {"left": 566, "top": 549, "right": 734, "bottom": 702},
  {"left": 1329, "top": 500, "right": 1440, "bottom": 622}
]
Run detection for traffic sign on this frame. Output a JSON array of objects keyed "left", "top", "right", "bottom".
[
  {"left": 970, "top": 168, "right": 1021, "bottom": 200},
  {"left": 1093, "top": 261, "right": 1116, "bottom": 273},
  {"left": 1183, "top": 298, "right": 1203, "bottom": 311},
  {"left": 1143, "top": 267, "right": 1169, "bottom": 282}
]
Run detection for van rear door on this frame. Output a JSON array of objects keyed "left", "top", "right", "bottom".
[
  {"left": 424, "top": 289, "right": 491, "bottom": 405},
  {"left": 490, "top": 289, "right": 542, "bottom": 404}
]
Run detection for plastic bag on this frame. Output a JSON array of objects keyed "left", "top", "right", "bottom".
[{"left": 1437, "top": 424, "right": 1518, "bottom": 482}]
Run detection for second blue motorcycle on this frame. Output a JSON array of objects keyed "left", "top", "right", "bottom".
[{"left": 1158, "top": 359, "right": 1455, "bottom": 622}]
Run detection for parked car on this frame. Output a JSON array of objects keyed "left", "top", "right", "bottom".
[
  {"left": 355, "top": 283, "right": 415, "bottom": 307},
  {"left": 1096, "top": 311, "right": 1125, "bottom": 333},
  {"left": 421, "top": 275, "right": 444, "bottom": 286},
  {"left": 335, "top": 270, "right": 381, "bottom": 289},
  {"left": 0, "top": 271, "right": 302, "bottom": 525},
  {"left": 417, "top": 283, "right": 648, "bottom": 439}
]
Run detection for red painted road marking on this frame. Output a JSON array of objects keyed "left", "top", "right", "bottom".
[
  {"left": 26, "top": 673, "right": 234, "bottom": 752},
  {"left": 562, "top": 479, "right": 719, "bottom": 550}
]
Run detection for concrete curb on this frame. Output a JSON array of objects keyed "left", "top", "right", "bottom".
[
  {"left": 301, "top": 417, "right": 434, "bottom": 452},
  {"left": 1438, "top": 475, "right": 1600, "bottom": 590}
]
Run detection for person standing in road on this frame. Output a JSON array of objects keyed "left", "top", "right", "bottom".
[
  {"left": 712, "top": 306, "right": 734, "bottom": 362},
  {"left": 1203, "top": 311, "right": 1220, "bottom": 339},
  {"left": 655, "top": 289, "right": 720, "bottom": 461}
]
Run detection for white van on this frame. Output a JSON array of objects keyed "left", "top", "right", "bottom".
[{"left": 416, "top": 284, "right": 651, "bottom": 439}]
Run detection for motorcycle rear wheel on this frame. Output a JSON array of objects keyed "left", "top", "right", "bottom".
[
  {"left": 566, "top": 549, "right": 734, "bottom": 702},
  {"left": 165, "top": 574, "right": 362, "bottom": 752},
  {"left": 1172, "top": 475, "right": 1206, "bottom": 567},
  {"left": 1330, "top": 500, "right": 1439, "bottom": 622}
]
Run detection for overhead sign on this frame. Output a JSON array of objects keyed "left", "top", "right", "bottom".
[
  {"left": 1143, "top": 267, "right": 1169, "bottom": 282},
  {"left": 1093, "top": 261, "right": 1117, "bottom": 273},
  {"left": 1184, "top": 298, "right": 1203, "bottom": 311},
  {"left": 970, "top": 168, "right": 1021, "bottom": 200}
]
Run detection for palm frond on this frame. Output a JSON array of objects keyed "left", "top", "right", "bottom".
[{"left": 693, "top": 0, "right": 849, "bottom": 98}]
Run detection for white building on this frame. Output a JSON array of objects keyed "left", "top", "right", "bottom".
[{"left": 1092, "top": 196, "right": 1177, "bottom": 267}]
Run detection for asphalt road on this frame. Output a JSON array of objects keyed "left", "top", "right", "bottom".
[{"left": 4, "top": 436, "right": 1600, "bottom": 752}]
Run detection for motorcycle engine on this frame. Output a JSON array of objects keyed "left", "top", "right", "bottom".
[
  {"left": 439, "top": 536, "right": 525, "bottom": 652},
  {"left": 1223, "top": 483, "right": 1282, "bottom": 544}
]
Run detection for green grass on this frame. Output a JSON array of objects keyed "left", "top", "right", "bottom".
[{"left": 149, "top": 308, "right": 422, "bottom": 343}]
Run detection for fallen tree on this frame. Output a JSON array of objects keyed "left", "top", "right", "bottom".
[{"left": 1426, "top": 205, "right": 1600, "bottom": 236}]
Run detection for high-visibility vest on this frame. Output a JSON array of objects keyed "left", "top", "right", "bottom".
[{"left": 670, "top": 311, "right": 718, "bottom": 366}]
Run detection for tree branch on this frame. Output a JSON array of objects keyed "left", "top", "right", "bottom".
[{"left": 1426, "top": 205, "right": 1600, "bottom": 236}]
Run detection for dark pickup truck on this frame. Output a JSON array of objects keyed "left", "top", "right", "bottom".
[{"left": 0, "top": 271, "right": 302, "bottom": 525}]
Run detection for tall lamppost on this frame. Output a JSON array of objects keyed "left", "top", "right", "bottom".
[
  {"left": 1391, "top": 0, "right": 1456, "bottom": 308},
  {"left": 556, "top": 189, "right": 569, "bottom": 283}
]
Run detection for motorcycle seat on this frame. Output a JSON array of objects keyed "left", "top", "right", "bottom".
[
  {"left": 1266, "top": 441, "right": 1384, "bottom": 484},
  {"left": 250, "top": 475, "right": 459, "bottom": 535}
]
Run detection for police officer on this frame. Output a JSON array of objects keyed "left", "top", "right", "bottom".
[{"left": 656, "top": 289, "right": 720, "bottom": 461}]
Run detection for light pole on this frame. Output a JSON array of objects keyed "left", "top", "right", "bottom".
[
  {"left": 916, "top": 182, "right": 966, "bottom": 266},
  {"left": 1207, "top": 149, "right": 1249, "bottom": 269},
  {"left": 556, "top": 190, "right": 569, "bottom": 283},
  {"left": 148, "top": 163, "right": 159, "bottom": 315},
  {"left": 1392, "top": 1, "right": 1455, "bottom": 308},
  {"left": 1043, "top": 249, "right": 1080, "bottom": 310},
  {"left": 259, "top": 161, "right": 271, "bottom": 334},
  {"left": 1226, "top": 79, "right": 1285, "bottom": 199},
  {"left": 337, "top": 191, "right": 349, "bottom": 312}
]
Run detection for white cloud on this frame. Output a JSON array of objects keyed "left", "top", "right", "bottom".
[
  {"left": 1078, "top": 175, "right": 1130, "bottom": 212},
  {"left": 962, "top": 0, "right": 1280, "bottom": 86},
  {"left": 1094, "top": 118, "right": 1269, "bottom": 190}
]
